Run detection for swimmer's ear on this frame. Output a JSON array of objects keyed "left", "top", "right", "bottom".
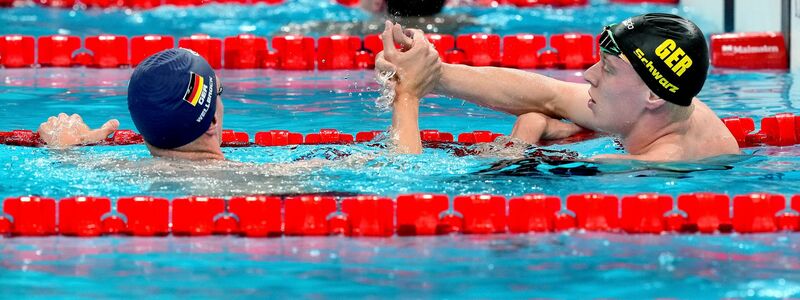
[
  {"left": 206, "top": 115, "right": 219, "bottom": 134},
  {"left": 645, "top": 91, "right": 666, "bottom": 110}
]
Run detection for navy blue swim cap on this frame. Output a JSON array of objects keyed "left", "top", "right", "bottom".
[{"left": 127, "top": 48, "right": 218, "bottom": 149}]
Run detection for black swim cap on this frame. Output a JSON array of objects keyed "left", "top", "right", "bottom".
[
  {"left": 387, "top": 0, "right": 445, "bottom": 17},
  {"left": 608, "top": 13, "right": 709, "bottom": 106},
  {"left": 128, "top": 48, "right": 218, "bottom": 149}
]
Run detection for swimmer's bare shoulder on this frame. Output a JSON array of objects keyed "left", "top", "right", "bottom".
[
  {"left": 686, "top": 99, "right": 740, "bottom": 158},
  {"left": 594, "top": 100, "right": 739, "bottom": 162}
]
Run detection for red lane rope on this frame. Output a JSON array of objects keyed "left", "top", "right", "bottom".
[
  {"left": 2, "top": 113, "right": 798, "bottom": 148},
  {"left": 0, "top": 129, "right": 530, "bottom": 148},
  {"left": 0, "top": 193, "right": 797, "bottom": 237},
  {"left": 0, "top": 31, "right": 786, "bottom": 70},
  {"left": 1, "top": 0, "right": 676, "bottom": 10}
]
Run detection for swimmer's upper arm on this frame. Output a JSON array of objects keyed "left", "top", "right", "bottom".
[{"left": 547, "top": 81, "right": 600, "bottom": 131}]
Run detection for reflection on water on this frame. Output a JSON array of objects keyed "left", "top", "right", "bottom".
[{"left": 2, "top": 233, "right": 799, "bottom": 298}]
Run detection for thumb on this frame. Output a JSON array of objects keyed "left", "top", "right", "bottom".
[
  {"left": 84, "top": 119, "right": 120, "bottom": 142},
  {"left": 408, "top": 29, "right": 427, "bottom": 50}
]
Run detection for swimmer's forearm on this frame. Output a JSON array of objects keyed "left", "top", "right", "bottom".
[
  {"left": 435, "top": 64, "right": 560, "bottom": 116},
  {"left": 392, "top": 94, "right": 423, "bottom": 154}
]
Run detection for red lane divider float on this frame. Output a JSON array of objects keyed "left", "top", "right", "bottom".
[
  {"left": 221, "top": 129, "right": 250, "bottom": 147},
  {"left": 732, "top": 193, "right": 785, "bottom": 233},
  {"left": 13, "top": 0, "right": 619, "bottom": 10},
  {"left": 317, "top": 35, "right": 362, "bottom": 70},
  {"left": 305, "top": 129, "right": 354, "bottom": 145},
  {"left": 0, "top": 31, "right": 783, "bottom": 70},
  {"left": 677, "top": 193, "right": 732, "bottom": 233},
  {"left": 396, "top": 194, "right": 452, "bottom": 235},
  {"left": 272, "top": 35, "right": 315, "bottom": 70},
  {"left": 284, "top": 195, "right": 336, "bottom": 236},
  {"left": 3, "top": 196, "right": 57, "bottom": 236},
  {"left": 508, "top": 194, "right": 561, "bottom": 232},
  {"left": 341, "top": 196, "right": 394, "bottom": 237},
  {"left": 620, "top": 194, "right": 672, "bottom": 233},
  {"left": 420, "top": 129, "right": 454, "bottom": 143},
  {"left": 179, "top": 34, "right": 223, "bottom": 69},
  {"left": 228, "top": 195, "right": 282, "bottom": 237},
  {"left": 59, "top": 196, "right": 111, "bottom": 236},
  {"left": 172, "top": 196, "right": 225, "bottom": 236},
  {"left": 83, "top": 34, "right": 129, "bottom": 68},
  {"left": 2, "top": 192, "right": 798, "bottom": 237},
  {"left": 131, "top": 35, "right": 175, "bottom": 67},
  {"left": 721, "top": 113, "right": 800, "bottom": 147},
  {"left": 255, "top": 130, "right": 303, "bottom": 146},
  {"left": 38, "top": 35, "right": 81, "bottom": 67},
  {"left": 0, "top": 35, "right": 35, "bottom": 68},
  {"left": 567, "top": 193, "right": 619, "bottom": 231},
  {"left": 7, "top": 112, "right": 800, "bottom": 148},
  {"left": 454, "top": 194, "right": 506, "bottom": 234},
  {"left": 116, "top": 196, "right": 170, "bottom": 236},
  {"left": 224, "top": 34, "right": 268, "bottom": 69}
]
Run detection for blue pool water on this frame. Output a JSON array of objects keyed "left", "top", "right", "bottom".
[{"left": 2, "top": 0, "right": 800, "bottom": 298}]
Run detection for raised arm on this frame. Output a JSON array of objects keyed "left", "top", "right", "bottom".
[
  {"left": 435, "top": 64, "right": 600, "bottom": 131},
  {"left": 377, "top": 21, "right": 441, "bottom": 154}
]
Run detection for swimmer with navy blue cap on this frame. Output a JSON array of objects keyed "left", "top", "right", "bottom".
[
  {"left": 126, "top": 48, "right": 225, "bottom": 160},
  {"left": 38, "top": 48, "right": 227, "bottom": 160}
]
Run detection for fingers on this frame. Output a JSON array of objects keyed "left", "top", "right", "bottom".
[
  {"left": 392, "top": 23, "right": 413, "bottom": 50},
  {"left": 102, "top": 119, "right": 120, "bottom": 133},
  {"left": 381, "top": 20, "right": 398, "bottom": 58},
  {"left": 409, "top": 29, "right": 426, "bottom": 48},
  {"left": 83, "top": 119, "right": 120, "bottom": 143},
  {"left": 69, "top": 113, "right": 82, "bottom": 122}
]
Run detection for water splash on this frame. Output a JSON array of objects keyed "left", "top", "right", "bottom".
[{"left": 374, "top": 68, "right": 396, "bottom": 111}]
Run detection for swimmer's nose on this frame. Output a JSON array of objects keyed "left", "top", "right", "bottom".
[{"left": 584, "top": 62, "right": 600, "bottom": 87}]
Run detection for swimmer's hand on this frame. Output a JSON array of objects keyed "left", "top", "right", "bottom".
[
  {"left": 37, "top": 113, "right": 120, "bottom": 147},
  {"left": 375, "top": 21, "right": 442, "bottom": 100}
]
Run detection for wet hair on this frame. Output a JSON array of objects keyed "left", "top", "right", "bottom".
[{"left": 387, "top": 0, "right": 445, "bottom": 17}]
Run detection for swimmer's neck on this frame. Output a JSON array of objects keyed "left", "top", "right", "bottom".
[
  {"left": 146, "top": 143, "right": 225, "bottom": 161},
  {"left": 618, "top": 106, "right": 693, "bottom": 155}
]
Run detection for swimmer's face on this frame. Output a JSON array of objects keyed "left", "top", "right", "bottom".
[{"left": 584, "top": 52, "right": 652, "bottom": 134}]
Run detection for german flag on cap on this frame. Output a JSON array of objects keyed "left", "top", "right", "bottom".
[{"left": 182, "top": 72, "right": 205, "bottom": 106}]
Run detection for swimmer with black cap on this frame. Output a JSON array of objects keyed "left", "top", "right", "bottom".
[
  {"left": 377, "top": 14, "right": 741, "bottom": 161},
  {"left": 38, "top": 48, "right": 226, "bottom": 160}
]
